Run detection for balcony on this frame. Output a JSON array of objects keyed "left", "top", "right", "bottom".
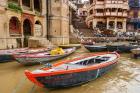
[
  {"left": 104, "top": 12, "right": 127, "bottom": 17},
  {"left": 96, "top": 1, "right": 104, "bottom": 5},
  {"left": 105, "top": 12, "right": 110, "bottom": 16},
  {"left": 105, "top": 4, "right": 118, "bottom": 8},
  {"left": 95, "top": 4, "right": 104, "bottom": 9},
  {"left": 95, "top": 13, "right": 104, "bottom": 16},
  {"left": 123, "top": 4, "right": 129, "bottom": 10},
  {"left": 111, "top": 12, "right": 117, "bottom": 16},
  {"left": 118, "top": 1, "right": 123, "bottom": 3},
  {"left": 118, "top": 12, "right": 123, "bottom": 16},
  {"left": 123, "top": 13, "right": 127, "bottom": 17},
  {"left": 106, "top": 0, "right": 111, "bottom": 3},
  {"left": 105, "top": 3, "right": 129, "bottom": 9}
]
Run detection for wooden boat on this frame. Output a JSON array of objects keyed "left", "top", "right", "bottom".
[
  {"left": 14, "top": 47, "right": 76, "bottom": 65},
  {"left": 0, "top": 47, "right": 51, "bottom": 63},
  {"left": 59, "top": 44, "right": 81, "bottom": 49},
  {"left": 84, "top": 45, "right": 107, "bottom": 52},
  {"left": 81, "top": 42, "right": 94, "bottom": 45},
  {"left": 131, "top": 48, "right": 140, "bottom": 59},
  {"left": 25, "top": 52, "right": 119, "bottom": 88},
  {"left": 0, "top": 48, "right": 28, "bottom": 63},
  {"left": 106, "top": 44, "right": 138, "bottom": 53}
]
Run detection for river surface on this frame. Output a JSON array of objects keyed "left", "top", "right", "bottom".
[{"left": 0, "top": 48, "right": 140, "bottom": 93}]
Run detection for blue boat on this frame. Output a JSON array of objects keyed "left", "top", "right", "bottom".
[
  {"left": 0, "top": 48, "right": 28, "bottom": 63},
  {"left": 84, "top": 45, "right": 107, "bottom": 52},
  {"left": 25, "top": 52, "right": 119, "bottom": 89},
  {"left": 106, "top": 44, "right": 138, "bottom": 53},
  {"left": 0, "top": 48, "right": 50, "bottom": 63}
]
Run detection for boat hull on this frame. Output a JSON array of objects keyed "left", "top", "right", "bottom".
[
  {"left": 15, "top": 48, "right": 76, "bottom": 65},
  {"left": 106, "top": 45, "right": 137, "bottom": 53},
  {"left": 132, "top": 54, "right": 140, "bottom": 59},
  {"left": 16, "top": 53, "right": 72, "bottom": 65},
  {"left": 84, "top": 45, "right": 107, "bottom": 52},
  {"left": 131, "top": 48, "right": 140, "bottom": 59},
  {"left": 35, "top": 62, "right": 117, "bottom": 88},
  {"left": 0, "top": 55, "right": 14, "bottom": 63}
]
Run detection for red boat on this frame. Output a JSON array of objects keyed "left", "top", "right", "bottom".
[{"left": 25, "top": 52, "right": 120, "bottom": 88}]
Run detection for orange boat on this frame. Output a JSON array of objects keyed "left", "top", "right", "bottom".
[{"left": 25, "top": 52, "right": 120, "bottom": 88}]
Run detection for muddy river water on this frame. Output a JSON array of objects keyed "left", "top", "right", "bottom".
[{"left": 0, "top": 48, "right": 140, "bottom": 93}]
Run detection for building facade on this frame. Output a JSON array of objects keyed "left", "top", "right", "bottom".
[
  {"left": 127, "top": 0, "right": 140, "bottom": 32},
  {"left": 86, "top": 0, "right": 129, "bottom": 32},
  {"left": 47, "top": 0, "right": 76, "bottom": 45},
  {"left": 77, "top": 1, "right": 89, "bottom": 20},
  {"left": 0, "top": 0, "right": 47, "bottom": 49}
]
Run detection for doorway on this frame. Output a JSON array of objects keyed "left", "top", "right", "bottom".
[{"left": 23, "top": 19, "right": 32, "bottom": 47}]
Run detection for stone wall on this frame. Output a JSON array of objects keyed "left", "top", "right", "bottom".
[
  {"left": 0, "top": 0, "right": 47, "bottom": 49},
  {"left": 48, "top": 0, "right": 70, "bottom": 45}
]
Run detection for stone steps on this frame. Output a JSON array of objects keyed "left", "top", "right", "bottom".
[{"left": 28, "top": 37, "right": 56, "bottom": 48}]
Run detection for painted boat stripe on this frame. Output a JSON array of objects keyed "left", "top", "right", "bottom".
[{"left": 96, "top": 69, "right": 100, "bottom": 78}]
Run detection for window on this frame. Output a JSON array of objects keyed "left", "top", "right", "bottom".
[
  {"left": 117, "top": 22, "right": 123, "bottom": 29},
  {"left": 9, "top": 17, "right": 21, "bottom": 35},
  {"left": 96, "top": 9, "right": 104, "bottom": 13},
  {"left": 34, "top": 0, "right": 41, "bottom": 12},
  {"left": 22, "top": 0, "right": 30, "bottom": 7},
  {"left": 112, "top": 8, "right": 116, "bottom": 12}
]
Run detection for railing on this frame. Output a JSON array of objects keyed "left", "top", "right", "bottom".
[
  {"left": 96, "top": 1, "right": 104, "bottom": 5},
  {"left": 95, "top": 13, "right": 104, "bottom": 16}
]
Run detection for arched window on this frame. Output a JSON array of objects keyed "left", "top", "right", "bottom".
[
  {"left": 23, "top": 19, "right": 32, "bottom": 47},
  {"left": 35, "top": 20, "right": 43, "bottom": 36},
  {"left": 23, "top": 19, "right": 32, "bottom": 36},
  {"left": 9, "top": 17, "right": 21, "bottom": 35}
]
